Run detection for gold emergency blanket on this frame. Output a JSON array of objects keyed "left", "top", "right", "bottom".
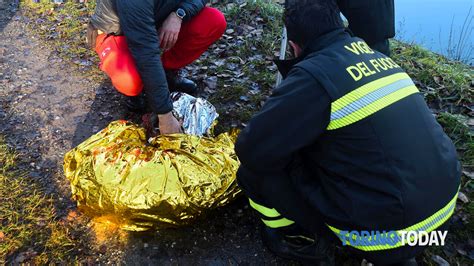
[{"left": 64, "top": 120, "right": 241, "bottom": 231}]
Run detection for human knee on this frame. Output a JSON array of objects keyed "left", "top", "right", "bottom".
[
  {"left": 206, "top": 8, "right": 227, "bottom": 36},
  {"left": 111, "top": 72, "right": 143, "bottom": 96},
  {"left": 195, "top": 7, "right": 227, "bottom": 39}
]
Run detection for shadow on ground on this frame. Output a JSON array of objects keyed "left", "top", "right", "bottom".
[{"left": 71, "top": 80, "right": 138, "bottom": 147}]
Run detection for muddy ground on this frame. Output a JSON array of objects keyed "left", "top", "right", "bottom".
[{"left": 0, "top": 0, "right": 301, "bottom": 264}]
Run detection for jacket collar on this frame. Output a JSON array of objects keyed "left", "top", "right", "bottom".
[{"left": 274, "top": 28, "right": 351, "bottom": 78}]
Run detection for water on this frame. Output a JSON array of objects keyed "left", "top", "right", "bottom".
[{"left": 396, "top": 0, "right": 474, "bottom": 64}]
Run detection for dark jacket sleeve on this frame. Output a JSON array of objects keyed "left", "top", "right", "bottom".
[
  {"left": 180, "top": 0, "right": 208, "bottom": 21},
  {"left": 235, "top": 66, "right": 331, "bottom": 225},
  {"left": 116, "top": 0, "right": 173, "bottom": 114}
]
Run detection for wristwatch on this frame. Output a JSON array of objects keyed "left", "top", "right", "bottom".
[{"left": 176, "top": 8, "right": 186, "bottom": 20}]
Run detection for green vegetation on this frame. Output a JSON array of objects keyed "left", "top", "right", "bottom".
[
  {"left": 198, "top": 0, "right": 285, "bottom": 131},
  {"left": 437, "top": 113, "right": 474, "bottom": 166},
  {"left": 21, "top": 0, "right": 101, "bottom": 77},
  {"left": 225, "top": 0, "right": 283, "bottom": 59},
  {"left": 0, "top": 138, "right": 89, "bottom": 263},
  {"left": 392, "top": 41, "right": 473, "bottom": 111}
]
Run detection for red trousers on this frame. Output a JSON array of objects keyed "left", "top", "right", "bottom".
[{"left": 95, "top": 7, "right": 226, "bottom": 97}]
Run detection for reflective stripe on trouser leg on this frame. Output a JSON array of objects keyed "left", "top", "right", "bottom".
[{"left": 248, "top": 198, "right": 295, "bottom": 228}]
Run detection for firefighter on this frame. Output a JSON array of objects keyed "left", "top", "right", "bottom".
[
  {"left": 337, "top": 0, "right": 395, "bottom": 56},
  {"left": 235, "top": 0, "right": 461, "bottom": 265},
  {"left": 86, "top": 0, "right": 226, "bottom": 134}
]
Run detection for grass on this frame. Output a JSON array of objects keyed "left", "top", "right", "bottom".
[
  {"left": 446, "top": 7, "right": 473, "bottom": 64},
  {"left": 225, "top": 0, "right": 283, "bottom": 58},
  {"left": 437, "top": 112, "right": 474, "bottom": 166},
  {"left": 391, "top": 40, "right": 473, "bottom": 166},
  {"left": 21, "top": 0, "right": 101, "bottom": 77},
  {"left": 392, "top": 41, "right": 473, "bottom": 111},
  {"left": 0, "top": 138, "right": 87, "bottom": 264},
  {"left": 206, "top": 0, "right": 284, "bottom": 130}
]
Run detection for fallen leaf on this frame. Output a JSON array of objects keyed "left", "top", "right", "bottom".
[
  {"left": 67, "top": 210, "right": 78, "bottom": 221},
  {"left": 467, "top": 119, "right": 474, "bottom": 126},
  {"left": 0, "top": 231, "right": 5, "bottom": 241},
  {"left": 240, "top": 96, "right": 249, "bottom": 102},
  {"left": 15, "top": 248, "right": 37, "bottom": 263},
  {"left": 204, "top": 76, "right": 218, "bottom": 90},
  {"left": 463, "top": 171, "right": 474, "bottom": 180},
  {"left": 433, "top": 76, "right": 443, "bottom": 84},
  {"left": 431, "top": 255, "right": 449, "bottom": 266},
  {"left": 458, "top": 192, "right": 469, "bottom": 203},
  {"left": 457, "top": 248, "right": 467, "bottom": 256}
]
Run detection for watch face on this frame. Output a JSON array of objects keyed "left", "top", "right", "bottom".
[{"left": 177, "top": 8, "right": 186, "bottom": 18}]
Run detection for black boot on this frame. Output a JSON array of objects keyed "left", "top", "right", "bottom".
[
  {"left": 165, "top": 70, "right": 198, "bottom": 95},
  {"left": 261, "top": 224, "right": 335, "bottom": 265},
  {"left": 125, "top": 94, "right": 146, "bottom": 113}
]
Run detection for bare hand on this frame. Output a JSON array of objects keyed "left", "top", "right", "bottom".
[
  {"left": 159, "top": 13, "right": 182, "bottom": 51},
  {"left": 158, "top": 112, "right": 183, "bottom": 135}
]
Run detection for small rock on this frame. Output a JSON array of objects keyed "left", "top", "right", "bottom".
[
  {"left": 431, "top": 255, "right": 449, "bottom": 266},
  {"left": 225, "top": 29, "right": 235, "bottom": 34}
]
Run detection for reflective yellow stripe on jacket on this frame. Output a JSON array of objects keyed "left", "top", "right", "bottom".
[{"left": 328, "top": 72, "right": 419, "bottom": 130}]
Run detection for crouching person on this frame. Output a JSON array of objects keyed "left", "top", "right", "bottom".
[
  {"left": 235, "top": 0, "right": 461, "bottom": 265},
  {"left": 86, "top": 0, "right": 226, "bottom": 134}
]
